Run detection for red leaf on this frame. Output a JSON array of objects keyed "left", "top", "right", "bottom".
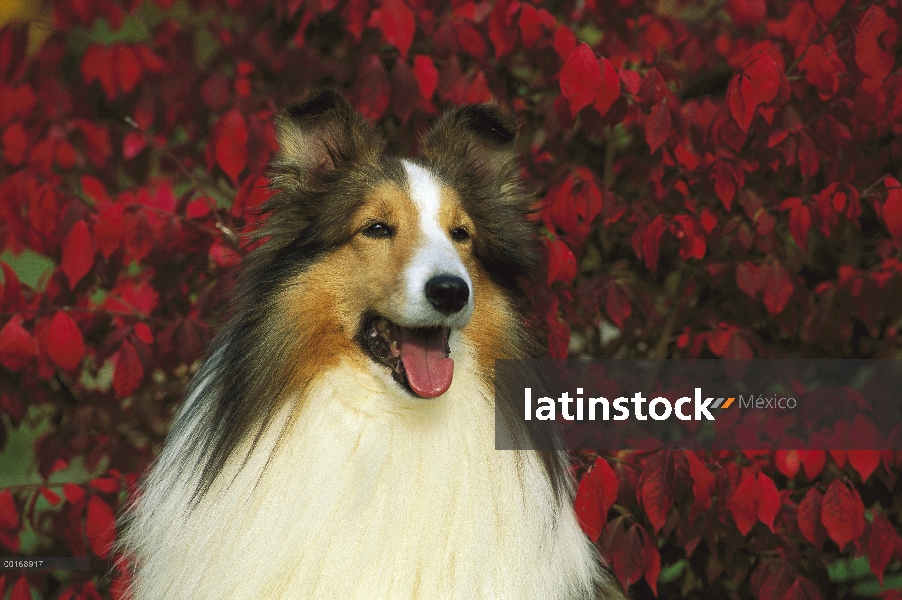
[
  {"left": 39, "top": 486, "right": 61, "bottom": 506},
  {"left": 113, "top": 340, "right": 144, "bottom": 398},
  {"left": 707, "top": 324, "right": 734, "bottom": 357},
  {"left": 620, "top": 69, "right": 641, "bottom": 95},
  {"left": 845, "top": 418, "right": 882, "bottom": 482},
  {"left": 605, "top": 285, "right": 631, "bottom": 328},
  {"left": 729, "top": 470, "right": 758, "bottom": 535},
  {"left": 641, "top": 215, "right": 667, "bottom": 273},
  {"left": 546, "top": 239, "right": 577, "bottom": 285},
  {"left": 46, "top": 311, "right": 85, "bottom": 372},
  {"left": 883, "top": 176, "right": 902, "bottom": 238},
  {"left": 783, "top": 579, "right": 822, "bottom": 600},
  {"left": 553, "top": 25, "right": 577, "bottom": 59},
  {"left": 122, "top": 131, "right": 147, "bottom": 160},
  {"left": 559, "top": 43, "right": 601, "bottom": 114},
  {"left": 354, "top": 55, "right": 391, "bottom": 122},
  {"left": 0, "top": 316, "right": 38, "bottom": 371},
  {"left": 736, "top": 262, "right": 762, "bottom": 297},
  {"left": 746, "top": 53, "right": 780, "bottom": 104},
  {"left": 813, "top": 0, "right": 842, "bottom": 22},
  {"left": 787, "top": 201, "right": 812, "bottom": 249},
  {"left": 82, "top": 45, "right": 116, "bottom": 100},
  {"left": 821, "top": 479, "right": 865, "bottom": 551},
  {"left": 639, "top": 452, "right": 673, "bottom": 534},
  {"left": 463, "top": 71, "right": 492, "bottom": 104},
  {"left": 574, "top": 458, "right": 619, "bottom": 541},
  {"left": 90, "top": 477, "right": 120, "bottom": 493},
  {"left": 29, "top": 185, "right": 58, "bottom": 236},
  {"left": 712, "top": 162, "right": 737, "bottom": 210},
  {"left": 593, "top": 58, "right": 621, "bottom": 117},
  {"left": 613, "top": 525, "right": 644, "bottom": 589},
  {"left": 134, "top": 323, "right": 154, "bottom": 344},
  {"left": 869, "top": 510, "right": 902, "bottom": 585},
  {"left": 685, "top": 451, "right": 714, "bottom": 524},
  {"left": 214, "top": 109, "right": 249, "bottom": 186},
  {"left": 123, "top": 211, "right": 154, "bottom": 263},
  {"left": 113, "top": 44, "right": 141, "bottom": 95},
  {"left": 342, "top": 0, "right": 368, "bottom": 41},
  {"left": 209, "top": 239, "right": 241, "bottom": 268},
  {"left": 725, "top": 0, "right": 765, "bottom": 26},
  {"left": 641, "top": 527, "right": 661, "bottom": 596},
  {"left": 380, "top": 0, "right": 415, "bottom": 59},
  {"left": 1, "top": 122, "right": 27, "bottom": 166},
  {"left": 727, "top": 74, "right": 756, "bottom": 133},
  {"left": 853, "top": 78, "right": 886, "bottom": 124},
  {"left": 755, "top": 472, "right": 780, "bottom": 532},
  {"left": 93, "top": 203, "right": 125, "bottom": 258},
  {"left": 61, "top": 220, "right": 95, "bottom": 289},
  {"left": 488, "top": 0, "right": 517, "bottom": 59},
  {"left": 62, "top": 484, "right": 85, "bottom": 503},
  {"left": 775, "top": 448, "right": 801, "bottom": 479},
  {"left": 0, "top": 489, "right": 18, "bottom": 530},
  {"left": 86, "top": 496, "right": 116, "bottom": 558},
  {"left": 390, "top": 59, "right": 420, "bottom": 123},
  {"left": 519, "top": 4, "right": 542, "bottom": 49},
  {"left": 412, "top": 55, "right": 438, "bottom": 101},
  {"left": 455, "top": 22, "right": 487, "bottom": 59},
  {"left": 799, "top": 44, "right": 844, "bottom": 99},
  {"left": 854, "top": 6, "right": 897, "bottom": 83},
  {"left": 10, "top": 577, "right": 30, "bottom": 600},
  {"left": 77, "top": 121, "right": 112, "bottom": 168},
  {"left": 0, "top": 262, "right": 20, "bottom": 312},
  {"left": 644, "top": 102, "right": 671, "bottom": 154},
  {"left": 80, "top": 175, "right": 108, "bottom": 204},
  {"left": 798, "top": 133, "right": 819, "bottom": 180},
  {"left": 730, "top": 470, "right": 780, "bottom": 535},
  {"left": 799, "top": 449, "right": 826, "bottom": 480},
  {"left": 848, "top": 448, "right": 881, "bottom": 483},
  {"left": 761, "top": 262, "right": 793, "bottom": 315}
]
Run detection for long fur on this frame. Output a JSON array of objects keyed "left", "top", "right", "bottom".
[{"left": 119, "top": 90, "right": 620, "bottom": 600}]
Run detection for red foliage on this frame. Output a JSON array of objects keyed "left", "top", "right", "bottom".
[{"left": 1, "top": 0, "right": 902, "bottom": 597}]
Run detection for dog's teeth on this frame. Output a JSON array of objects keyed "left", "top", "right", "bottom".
[{"left": 389, "top": 340, "right": 400, "bottom": 357}]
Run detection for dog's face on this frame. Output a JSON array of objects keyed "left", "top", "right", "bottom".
[{"left": 260, "top": 90, "right": 538, "bottom": 399}]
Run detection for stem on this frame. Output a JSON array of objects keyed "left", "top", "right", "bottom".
[{"left": 649, "top": 270, "right": 687, "bottom": 360}]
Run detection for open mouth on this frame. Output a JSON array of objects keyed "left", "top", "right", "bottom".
[{"left": 363, "top": 316, "right": 453, "bottom": 398}]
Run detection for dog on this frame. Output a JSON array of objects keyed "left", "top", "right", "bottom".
[{"left": 119, "top": 90, "right": 619, "bottom": 599}]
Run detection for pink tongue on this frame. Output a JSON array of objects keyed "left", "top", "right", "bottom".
[{"left": 399, "top": 328, "right": 454, "bottom": 398}]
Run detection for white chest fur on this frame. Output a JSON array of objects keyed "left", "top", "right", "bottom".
[{"left": 123, "top": 355, "right": 602, "bottom": 600}]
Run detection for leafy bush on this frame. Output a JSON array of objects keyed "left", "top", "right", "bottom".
[{"left": 0, "top": 0, "right": 901, "bottom": 598}]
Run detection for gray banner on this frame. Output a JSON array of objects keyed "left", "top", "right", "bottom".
[{"left": 494, "top": 360, "right": 902, "bottom": 451}]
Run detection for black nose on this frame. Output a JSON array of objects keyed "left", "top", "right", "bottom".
[{"left": 425, "top": 275, "right": 469, "bottom": 315}]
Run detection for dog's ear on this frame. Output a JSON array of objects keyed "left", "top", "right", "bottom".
[
  {"left": 419, "top": 104, "right": 539, "bottom": 291},
  {"left": 418, "top": 103, "right": 519, "bottom": 186},
  {"left": 273, "top": 89, "right": 383, "bottom": 187}
]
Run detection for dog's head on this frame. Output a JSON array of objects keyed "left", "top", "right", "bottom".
[{"left": 239, "top": 90, "right": 540, "bottom": 399}]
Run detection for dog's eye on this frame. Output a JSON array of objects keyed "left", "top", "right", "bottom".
[
  {"left": 450, "top": 227, "right": 470, "bottom": 242},
  {"left": 362, "top": 222, "right": 393, "bottom": 238}
]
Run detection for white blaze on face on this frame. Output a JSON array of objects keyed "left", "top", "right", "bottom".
[{"left": 400, "top": 160, "right": 473, "bottom": 329}]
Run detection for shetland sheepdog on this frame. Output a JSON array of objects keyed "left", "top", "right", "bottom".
[{"left": 120, "top": 90, "right": 619, "bottom": 599}]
